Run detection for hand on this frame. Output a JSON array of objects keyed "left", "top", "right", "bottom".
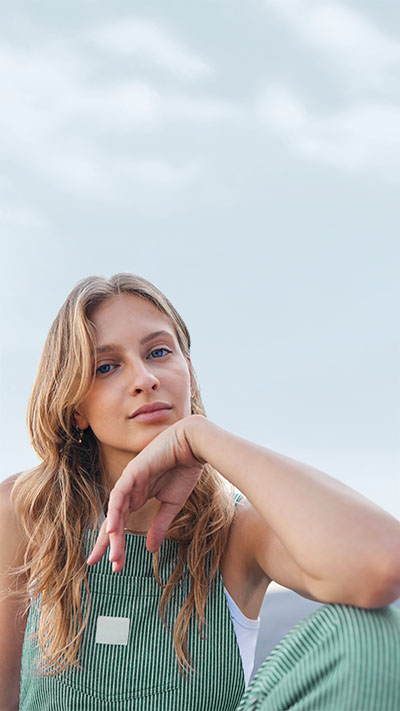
[{"left": 86, "top": 414, "right": 206, "bottom": 572}]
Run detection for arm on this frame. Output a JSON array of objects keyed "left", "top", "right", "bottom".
[
  {"left": 0, "top": 475, "right": 29, "bottom": 711},
  {"left": 89, "top": 414, "right": 400, "bottom": 608},
  {"left": 190, "top": 417, "right": 400, "bottom": 608}
]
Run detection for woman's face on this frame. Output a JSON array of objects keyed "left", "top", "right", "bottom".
[{"left": 74, "top": 293, "right": 192, "bottom": 476}]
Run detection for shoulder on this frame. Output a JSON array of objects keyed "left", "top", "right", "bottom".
[
  {"left": 0, "top": 472, "right": 24, "bottom": 515},
  {"left": 0, "top": 477, "right": 30, "bottom": 705},
  {"left": 231, "top": 493, "right": 272, "bottom": 543},
  {"left": 0, "top": 473, "right": 20, "bottom": 516},
  {"left": 0, "top": 473, "right": 28, "bottom": 564},
  {"left": 224, "top": 494, "right": 273, "bottom": 581},
  {"left": 227, "top": 495, "right": 327, "bottom": 604},
  {"left": 226, "top": 494, "right": 287, "bottom": 582},
  {"left": 220, "top": 495, "right": 271, "bottom": 616}
]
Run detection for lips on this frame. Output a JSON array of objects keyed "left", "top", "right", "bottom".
[{"left": 129, "top": 401, "right": 172, "bottom": 418}]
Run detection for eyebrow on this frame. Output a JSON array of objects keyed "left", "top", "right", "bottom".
[{"left": 95, "top": 330, "right": 175, "bottom": 355}]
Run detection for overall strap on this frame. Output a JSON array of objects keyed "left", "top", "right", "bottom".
[{"left": 234, "top": 491, "right": 244, "bottom": 507}]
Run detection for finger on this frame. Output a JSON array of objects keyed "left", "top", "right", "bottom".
[
  {"left": 107, "top": 479, "right": 149, "bottom": 534},
  {"left": 146, "top": 502, "right": 182, "bottom": 554},
  {"left": 86, "top": 521, "right": 110, "bottom": 565},
  {"left": 109, "top": 515, "right": 126, "bottom": 573},
  {"left": 106, "top": 487, "right": 129, "bottom": 533}
]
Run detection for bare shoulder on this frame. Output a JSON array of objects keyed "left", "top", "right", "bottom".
[
  {"left": 0, "top": 473, "right": 28, "bottom": 562},
  {"left": 0, "top": 475, "right": 30, "bottom": 708},
  {"left": 227, "top": 495, "right": 329, "bottom": 604},
  {"left": 229, "top": 494, "right": 274, "bottom": 569},
  {"left": 0, "top": 472, "right": 23, "bottom": 495},
  {"left": 0, "top": 473, "right": 20, "bottom": 516},
  {"left": 220, "top": 495, "right": 271, "bottom": 617},
  {"left": 0, "top": 472, "right": 24, "bottom": 516}
]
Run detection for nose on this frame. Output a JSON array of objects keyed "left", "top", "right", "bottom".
[{"left": 127, "top": 358, "right": 160, "bottom": 395}]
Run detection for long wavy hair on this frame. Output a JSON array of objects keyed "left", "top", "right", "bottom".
[{"left": 11, "top": 273, "right": 235, "bottom": 676}]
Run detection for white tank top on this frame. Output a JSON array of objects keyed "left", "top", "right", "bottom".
[{"left": 224, "top": 586, "right": 261, "bottom": 688}]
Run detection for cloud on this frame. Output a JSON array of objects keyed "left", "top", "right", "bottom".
[
  {"left": 257, "top": 82, "right": 400, "bottom": 172},
  {"left": 265, "top": 1, "right": 400, "bottom": 88},
  {"left": 64, "top": 81, "right": 163, "bottom": 130},
  {"left": 0, "top": 203, "right": 47, "bottom": 227},
  {"left": 257, "top": 4, "right": 400, "bottom": 174},
  {"left": 89, "top": 18, "right": 212, "bottom": 80},
  {"left": 0, "top": 36, "right": 234, "bottom": 200},
  {"left": 121, "top": 158, "right": 203, "bottom": 187},
  {"left": 14, "top": 137, "right": 202, "bottom": 198},
  {"left": 59, "top": 83, "right": 234, "bottom": 132}
]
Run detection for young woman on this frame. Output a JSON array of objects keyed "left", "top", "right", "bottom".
[{"left": 1, "top": 272, "right": 399, "bottom": 711}]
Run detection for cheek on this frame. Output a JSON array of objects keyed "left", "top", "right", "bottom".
[
  {"left": 176, "top": 367, "right": 190, "bottom": 392},
  {"left": 178, "top": 372, "right": 192, "bottom": 409},
  {"left": 81, "top": 389, "right": 114, "bottom": 425}
]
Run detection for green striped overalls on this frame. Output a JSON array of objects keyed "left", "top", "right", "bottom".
[
  {"left": 19, "top": 531, "right": 245, "bottom": 710},
  {"left": 20, "top": 531, "right": 400, "bottom": 710}
]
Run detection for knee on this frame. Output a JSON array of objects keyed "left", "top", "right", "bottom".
[
  {"left": 317, "top": 603, "right": 400, "bottom": 671},
  {"left": 241, "top": 604, "right": 400, "bottom": 711}
]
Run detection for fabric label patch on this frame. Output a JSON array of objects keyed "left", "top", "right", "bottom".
[{"left": 95, "top": 616, "right": 130, "bottom": 645}]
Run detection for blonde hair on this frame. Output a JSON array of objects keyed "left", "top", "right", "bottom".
[{"left": 11, "top": 273, "right": 235, "bottom": 675}]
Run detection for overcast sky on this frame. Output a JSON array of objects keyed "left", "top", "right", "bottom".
[{"left": 1, "top": 1, "right": 399, "bottom": 519}]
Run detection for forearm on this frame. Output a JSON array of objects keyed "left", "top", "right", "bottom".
[{"left": 189, "top": 416, "right": 400, "bottom": 586}]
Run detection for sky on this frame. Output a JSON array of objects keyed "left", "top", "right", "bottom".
[{"left": 1, "top": 0, "right": 399, "bottom": 520}]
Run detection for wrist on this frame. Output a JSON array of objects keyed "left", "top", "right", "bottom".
[{"left": 182, "top": 414, "right": 212, "bottom": 466}]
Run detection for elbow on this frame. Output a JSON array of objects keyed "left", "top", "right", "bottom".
[{"left": 357, "top": 555, "right": 400, "bottom": 609}]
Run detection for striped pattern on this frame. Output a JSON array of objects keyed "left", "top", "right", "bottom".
[
  {"left": 237, "top": 601, "right": 400, "bottom": 711},
  {"left": 19, "top": 531, "right": 245, "bottom": 710},
  {"left": 19, "top": 515, "right": 400, "bottom": 710}
]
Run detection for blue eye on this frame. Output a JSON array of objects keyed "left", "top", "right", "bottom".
[
  {"left": 96, "top": 363, "right": 116, "bottom": 375},
  {"left": 148, "top": 348, "right": 172, "bottom": 359},
  {"left": 95, "top": 349, "right": 171, "bottom": 375}
]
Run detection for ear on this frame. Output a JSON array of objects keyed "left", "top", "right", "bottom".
[{"left": 73, "top": 410, "right": 89, "bottom": 430}]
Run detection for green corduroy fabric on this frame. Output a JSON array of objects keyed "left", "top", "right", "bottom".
[
  {"left": 19, "top": 531, "right": 245, "bottom": 711},
  {"left": 237, "top": 601, "right": 400, "bottom": 711},
  {"left": 19, "top": 526, "right": 400, "bottom": 711}
]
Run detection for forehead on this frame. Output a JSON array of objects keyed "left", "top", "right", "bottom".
[{"left": 91, "top": 293, "right": 176, "bottom": 342}]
